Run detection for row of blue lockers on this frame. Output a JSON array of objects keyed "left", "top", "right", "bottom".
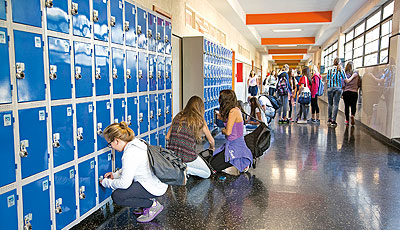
[
  {"left": 0, "top": 29, "right": 172, "bottom": 104},
  {"left": 0, "top": 0, "right": 172, "bottom": 53},
  {"left": 1, "top": 92, "right": 172, "bottom": 188},
  {"left": 204, "top": 85, "right": 232, "bottom": 128},
  {"left": 204, "top": 38, "right": 232, "bottom": 61},
  {"left": 204, "top": 65, "right": 232, "bottom": 86}
]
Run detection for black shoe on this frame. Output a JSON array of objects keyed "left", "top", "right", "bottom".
[{"left": 330, "top": 121, "right": 337, "bottom": 127}]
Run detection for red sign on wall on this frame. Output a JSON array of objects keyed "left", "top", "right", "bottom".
[{"left": 236, "top": 63, "right": 243, "bottom": 82}]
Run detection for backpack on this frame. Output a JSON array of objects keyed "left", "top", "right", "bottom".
[
  {"left": 276, "top": 77, "right": 288, "bottom": 96},
  {"left": 315, "top": 75, "right": 324, "bottom": 96},
  {"left": 298, "top": 77, "right": 311, "bottom": 104},
  {"left": 263, "top": 95, "right": 281, "bottom": 111}
]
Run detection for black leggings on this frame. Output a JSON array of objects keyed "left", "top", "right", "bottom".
[
  {"left": 210, "top": 150, "right": 232, "bottom": 171},
  {"left": 311, "top": 97, "right": 319, "bottom": 114},
  {"left": 342, "top": 91, "right": 358, "bottom": 121},
  {"left": 111, "top": 182, "right": 157, "bottom": 208}
]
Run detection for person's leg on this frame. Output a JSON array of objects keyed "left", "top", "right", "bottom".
[
  {"left": 111, "top": 182, "right": 156, "bottom": 208},
  {"left": 332, "top": 88, "right": 343, "bottom": 122},
  {"left": 186, "top": 156, "right": 211, "bottom": 179},
  {"left": 210, "top": 150, "right": 233, "bottom": 171},
  {"left": 279, "top": 95, "right": 285, "bottom": 120},
  {"left": 282, "top": 95, "right": 288, "bottom": 119},
  {"left": 350, "top": 92, "right": 358, "bottom": 125},
  {"left": 327, "top": 88, "right": 334, "bottom": 121},
  {"left": 288, "top": 99, "right": 292, "bottom": 118},
  {"left": 343, "top": 91, "right": 350, "bottom": 122},
  {"left": 304, "top": 105, "right": 309, "bottom": 121},
  {"left": 315, "top": 96, "right": 320, "bottom": 121},
  {"left": 311, "top": 98, "right": 316, "bottom": 120}
]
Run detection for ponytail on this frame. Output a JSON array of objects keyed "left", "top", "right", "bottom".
[{"left": 103, "top": 121, "right": 135, "bottom": 142}]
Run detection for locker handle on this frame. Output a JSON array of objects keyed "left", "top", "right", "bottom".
[
  {"left": 93, "top": 10, "right": 99, "bottom": 22},
  {"left": 16, "top": 63, "right": 25, "bottom": 79},
  {"left": 112, "top": 73, "right": 118, "bottom": 79},
  {"left": 150, "top": 111, "right": 154, "bottom": 119},
  {"left": 75, "top": 73, "right": 82, "bottom": 80},
  {"left": 137, "top": 25, "right": 142, "bottom": 35},
  {"left": 97, "top": 123, "right": 103, "bottom": 135},
  {"left": 110, "top": 16, "right": 116, "bottom": 27},
  {"left": 77, "top": 128, "right": 84, "bottom": 141},
  {"left": 45, "top": 0, "right": 53, "bottom": 8},
  {"left": 80, "top": 186, "right": 86, "bottom": 200},
  {"left": 24, "top": 215, "right": 32, "bottom": 230},
  {"left": 19, "top": 140, "right": 28, "bottom": 158},
  {"left": 165, "top": 73, "right": 169, "bottom": 79},
  {"left": 147, "top": 29, "right": 152, "bottom": 38},
  {"left": 149, "top": 71, "right": 153, "bottom": 79},
  {"left": 164, "top": 35, "right": 169, "bottom": 43},
  {"left": 139, "top": 113, "right": 143, "bottom": 122},
  {"left": 157, "top": 71, "right": 161, "bottom": 79},
  {"left": 95, "top": 72, "right": 101, "bottom": 80},
  {"left": 156, "top": 32, "right": 161, "bottom": 41},
  {"left": 49, "top": 73, "right": 57, "bottom": 80},
  {"left": 55, "top": 199, "right": 63, "bottom": 214},
  {"left": 71, "top": 2, "right": 78, "bottom": 16},
  {"left": 157, "top": 109, "right": 162, "bottom": 117},
  {"left": 138, "top": 70, "right": 143, "bottom": 79},
  {"left": 124, "top": 21, "right": 130, "bottom": 31},
  {"left": 127, "top": 115, "right": 132, "bottom": 126}
]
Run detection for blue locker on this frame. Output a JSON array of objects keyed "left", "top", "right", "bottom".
[
  {"left": 149, "top": 94, "right": 157, "bottom": 130},
  {"left": 0, "top": 28, "right": 11, "bottom": 104},
  {"left": 150, "top": 132, "right": 157, "bottom": 146},
  {"left": 22, "top": 177, "right": 51, "bottom": 230},
  {"left": 12, "top": 0, "right": 41, "bottom": 27},
  {"left": 98, "top": 151, "right": 112, "bottom": 203},
  {"left": 74, "top": 41, "right": 93, "bottom": 98},
  {"left": 76, "top": 102, "right": 94, "bottom": 158},
  {"left": 157, "top": 17, "right": 165, "bottom": 53},
  {"left": 78, "top": 158, "right": 96, "bottom": 216},
  {"left": 158, "top": 128, "right": 166, "bottom": 148},
  {"left": 93, "top": 0, "right": 108, "bottom": 41},
  {"left": 46, "top": 0, "right": 69, "bottom": 33},
  {"left": 113, "top": 98, "right": 126, "bottom": 123},
  {"left": 165, "top": 57, "right": 172, "bottom": 89},
  {"left": 96, "top": 100, "right": 111, "bottom": 150},
  {"left": 157, "top": 56, "right": 165, "bottom": 90},
  {"left": 148, "top": 12, "right": 156, "bottom": 52},
  {"left": 19, "top": 107, "right": 48, "bottom": 179},
  {"left": 51, "top": 105, "right": 74, "bottom": 168},
  {"left": 142, "top": 135, "right": 149, "bottom": 142},
  {"left": 165, "top": 20, "right": 172, "bottom": 54},
  {"left": 0, "top": 190, "right": 18, "bottom": 229},
  {"left": 157, "top": 93, "right": 165, "bottom": 127},
  {"left": 72, "top": 0, "right": 91, "bottom": 38},
  {"left": 0, "top": 0, "right": 5, "bottom": 20},
  {"left": 0, "top": 111, "right": 15, "bottom": 187},
  {"left": 138, "top": 51, "right": 148, "bottom": 92},
  {"left": 166, "top": 92, "right": 172, "bottom": 124},
  {"left": 48, "top": 37, "right": 72, "bottom": 100},
  {"left": 110, "top": 0, "right": 123, "bottom": 44},
  {"left": 137, "top": 7, "right": 147, "bottom": 49},
  {"left": 54, "top": 167, "right": 76, "bottom": 230},
  {"left": 115, "top": 151, "right": 122, "bottom": 170},
  {"left": 125, "top": 2, "right": 137, "bottom": 47},
  {"left": 112, "top": 48, "right": 125, "bottom": 94},
  {"left": 149, "top": 54, "right": 156, "bottom": 91},
  {"left": 139, "top": 95, "right": 149, "bottom": 134},
  {"left": 14, "top": 30, "right": 45, "bottom": 102},
  {"left": 126, "top": 50, "right": 137, "bottom": 93},
  {"left": 127, "top": 97, "right": 138, "bottom": 136},
  {"left": 94, "top": 45, "right": 110, "bottom": 96}
]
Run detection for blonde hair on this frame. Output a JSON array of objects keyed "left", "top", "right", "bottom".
[
  {"left": 174, "top": 96, "right": 205, "bottom": 141},
  {"left": 345, "top": 61, "right": 354, "bottom": 76},
  {"left": 103, "top": 121, "right": 135, "bottom": 142}
]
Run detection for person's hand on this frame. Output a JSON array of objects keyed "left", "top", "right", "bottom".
[
  {"left": 209, "top": 145, "right": 215, "bottom": 151},
  {"left": 104, "top": 172, "right": 114, "bottom": 180},
  {"left": 221, "top": 128, "right": 226, "bottom": 135}
]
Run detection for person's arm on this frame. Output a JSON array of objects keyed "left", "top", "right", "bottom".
[
  {"left": 202, "top": 119, "right": 215, "bottom": 150},
  {"left": 222, "top": 108, "right": 241, "bottom": 136},
  {"left": 344, "top": 72, "right": 358, "bottom": 83},
  {"left": 166, "top": 124, "right": 172, "bottom": 140}
]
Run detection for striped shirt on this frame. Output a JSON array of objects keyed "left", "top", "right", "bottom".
[
  {"left": 166, "top": 120, "right": 197, "bottom": 163},
  {"left": 327, "top": 66, "right": 347, "bottom": 88}
]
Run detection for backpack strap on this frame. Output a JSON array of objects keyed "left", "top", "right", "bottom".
[{"left": 242, "top": 110, "right": 265, "bottom": 125}]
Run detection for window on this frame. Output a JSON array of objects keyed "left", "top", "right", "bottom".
[
  {"left": 344, "top": 0, "right": 393, "bottom": 67},
  {"left": 322, "top": 41, "right": 338, "bottom": 73}
]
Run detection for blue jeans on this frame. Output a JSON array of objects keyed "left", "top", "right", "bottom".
[
  {"left": 327, "top": 87, "right": 343, "bottom": 121},
  {"left": 186, "top": 156, "right": 211, "bottom": 178},
  {"left": 278, "top": 94, "right": 288, "bottom": 119}
]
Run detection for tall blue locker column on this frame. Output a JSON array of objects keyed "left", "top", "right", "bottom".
[
  {"left": 74, "top": 42, "right": 93, "bottom": 98},
  {"left": 54, "top": 167, "right": 76, "bottom": 229},
  {"left": 157, "top": 93, "right": 165, "bottom": 127},
  {"left": 110, "top": 0, "right": 124, "bottom": 44},
  {"left": 157, "top": 56, "right": 165, "bottom": 90},
  {"left": 165, "top": 21, "right": 172, "bottom": 55},
  {"left": 127, "top": 97, "right": 139, "bottom": 136},
  {"left": 98, "top": 151, "right": 112, "bottom": 203},
  {"left": 93, "top": 0, "right": 109, "bottom": 41},
  {"left": 148, "top": 13, "right": 157, "bottom": 52},
  {"left": 46, "top": 0, "right": 69, "bottom": 34},
  {"left": 72, "top": 0, "right": 91, "bottom": 38},
  {"left": 149, "top": 54, "right": 157, "bottom": 91},
  {"left": 157, "top": 17, "right": 165, "bottom": 54},
  {"left": 0, "top": 28, "right": 12, "bottom": 104},
  {"left": 139, "top": 95, "right": 149, "bottom": 134},
  {"left": 0, "top": 111, "right": 15, "bottom": 187},
  {"left": 96, "top": 100, "right": 111, "bottom": 150},
  {"left": 78, "top": 158, "right": 96, "bottom": 216},
  {"left": 166, "top": 92, "right": 172, "bottom": 124},
  {"left": 112, "top": 48, "right": 125, "bottom": 94},
  {"left": 113, "top": 98, "right": 126, "bottom": 123},
  {"left": 51, "top": 105, "right": 74, "bottom": 168},
  {"left": 138, "top": 51, "right": 148, "bottom": 92},
  {"left": 76, "top": 102, "right": 94, "bottom": 158},
  {"left": 137, "top": 7, "right": 147, "bottom": 50},
  {"left": 126, "top": 50, "right": 138, "bottom": 93},
  {"left": 94, "top": 45, "right": 110, "bottom": 96},
  {"left": 166, "top": 57, "right": 172, "bottom": 89},
  {"left": 125, "top": 2, "right": 137, "bottom": 47},
  {"left": 149, "top": 94, "right": 157, "bottom": 130}
]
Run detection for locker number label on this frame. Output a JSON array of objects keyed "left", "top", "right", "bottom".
[
  {"left": 34, "top": 37, "right": 41, "bottom": 48},
  {"left": 132, "top": 7, "right": 135, "bottom": 15},
  {"left": 89, "top": 104, "right": 93, "bottom": 113},
  {"left": 119, "top": 1, "right": 122, "bottom": 9},
  {"left": 0, "top": 31, "right": 5, "bottom": 44},
  {"left": 103, "top": 0, "right": 106, "bottom": 3},
  {"left": 108, "top": 153, "right": 112, "bottom": 161},
  {"left": 70, "top": 169, "right": 75, "bottom": 178},
  {"left": 3, "top": 114, "right": 12, "bottom": 126},
  {"left": 7, "top": 195, "right": 15, "bottom": 208},
  {"left": 67, "top": 107, "right": 72, "bottom": 117},
  {"left": 39, "top": 110, "right": 46, "bottom": 121},
  {"left": 107, "top": 102, "right": 111, "bottom": 109},
  {"left": 90, "top": 160, "right": 95, "bottom": 169},
  {"left": 43, "top": 180, "right": 49, "bottom": 191}
]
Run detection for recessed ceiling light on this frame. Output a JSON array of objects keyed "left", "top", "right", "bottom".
[
  {"left": 273, "top": 29, "right": 302, "bottom": 32},
  {"left": 278, "top": 45, "right": 297, "bottom": 47}
]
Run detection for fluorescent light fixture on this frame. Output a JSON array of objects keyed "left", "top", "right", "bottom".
[
  {"left": 278, "top": 45, "right": 297, "bottom": 47},
  {"left": 273, "top": 29, "right": 302, "bottom": 32}
]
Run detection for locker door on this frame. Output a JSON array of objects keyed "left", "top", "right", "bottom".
[
  {"left": 127, "top": 97, "right": 138, "bottom": 136},
  {"left": 126, "top": 50, "right": 137, "bottom": 93},
  {"left": 0, "top": 28, "right": 11, "bottom": 104},
  {"left": 165, "top": 57, "right": 172, "bottom": 89},
  {"left": 96, "top": 100, "right": 111, "bottom": 150},
  {"left": 0, "top": 190, "right": 18, "bottom": 230},
  {"left": 74, "top": 41, "right": 93, "bottom": 98},
  {"left": 157, "top": 56, "right": 164, "bottom": 90},
  {"left": 113, "top": 98, "right": 126, "bottom": 123},
  {"left": 142, "top": 135, "right": 149, "bottom": 142},
  {"left": 76, "top": 102, "right": 94, "bottom": 158},
  {"left": 138, "top": 51, "right": 148, "bottom": 92},
  {"left": 165, "top": 20, "right": 172, "bottom": 55},
  {"left": 112, "top": 48, "right": 125, "bottom": 94},
  {"left": 149, "top": 94, "right": 157, "bottom": 130},
  {"left": 51, "top": 105, "right": 74, "bottom": 168},
  {"left": 48, "top": 37, "right": 72, "bottom": 100},
  {"left": 148, "top": 54, "right": 156, "bottom": 91},
  {"left": 98, "top": 151, "right": 112, "bottom": 203},
  {"left": 19, "top": 107, "right": 48, "bottom": 179},
  {"left": 72, "top": 0, "right": 91, "bottom": 38},
  {"left": 139, "top": 95, "right": 149, "bottom": 134},
  {"left": 157, "top": 93, "right": 165, "bottom": 127},
  {"left": 156, "top": 17, "right": 165, "bottom": 54},
  {"left": 110, "top": 0, "right": 123, "bottom": 44},
  {"left": 78, "top": 158, "right": 96, "bottom": 216},
  {"left": 158, "top": 128, "right": 166, "bottom": 148},
  {"left": 150, "top": 132, "right": 157, "bottom": 146},
  {"left": 0, "top": 111, "right": 15, "bottom": 187},
  {"left": 12, "top": 0, "right": 41, "bottom": 27},
  {"left": 14, "top": 30, "right": 45, "bottom": 102},
  {"left": 0, "top": 0, "right": 5, "bottom": 20},
  {"left": 166, "top": 92, "right": 172, "bottom": 124},
  {"left": 94, "top": 45, "right": 110, "bottom": 96},
  {"left": 137, "top": 7, "right": 147, "bottom": 50},
  {"left": 93, "top": 0, "right": 108, "bottom": 41},
  {"left": 22, "top": 177, "right": 51, "bottom": 230},
  {"left": 115, "top": 151, "right": 122, "bottom": 170},
  {"left": 148, "top": 12, "right": 156, "bottom": 52},
  {"left": 46, "top": 0, "right": 69, "bottom": 33},
  {"left": 54, "top": 167, "right": 76, "bottom": 230},
  {"left": 124, "top": 2, "right": 136, "bottom": 47}
]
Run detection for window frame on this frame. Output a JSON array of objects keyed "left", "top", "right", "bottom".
[{"left": 322, "top": 41, "right": 338, "bottom": 73}]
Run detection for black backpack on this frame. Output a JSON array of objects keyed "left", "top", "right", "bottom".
[{"left": 265, "top": 95, "right": 281, "bottom": 110}]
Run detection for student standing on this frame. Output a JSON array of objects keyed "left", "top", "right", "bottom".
[
  {"left": 326, "top": 57, "right": 347, "bottom": 127},
  {"left": 248, "top": 70, "right": 259, "bottom": 96},
  {"left": 297, "top": 66, "right": 311, "bottom": 124},
  {"left": 343, "top": 61, "right": 361, "bottom": 126},
  {"left": 266, "top": 70, "right": 277, "bottom": 96},
  {"left": 310, "top": 65, "right": 322, "bottom": 123}
]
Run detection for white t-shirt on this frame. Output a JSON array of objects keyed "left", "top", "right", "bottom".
[
  {"left": 101, "top": 138, "right": 168, "bottom": 196},
  {"left": 249, "top": 76, "right": 257, "bottom": 86},
  {"left": 258, "top": 95, "right": 275, "bottom": 119}
]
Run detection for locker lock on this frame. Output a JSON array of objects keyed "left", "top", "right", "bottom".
[
  {"left": 126, "top": 69, "right": 131, "bottom": 79},
  {"left": 124, "top": 21, "right": 130, "bottom": 31},
  {"left": 71, "top": 2, "right": 78, "bottom": 16},
  {"left": 55, "top": 198, "right": 63, "bottom": 214},
  {"left": 79, "top": 186, "right": 86, "bottom": 200},
  {"left": 150, "top": 111, "right": 154, "bottom": 119},
  {"left": 19, "top": 140, "right": 29, "bottom": 158},
  {"left": 157, "top": 108, "right": 162, "bottom": 117},
  {"left": 75, "top": 67, "right": 82, "bottom": 80},
  {"left": 149, "top": 71, "right": 153, "bottom": 79},
  {"left": 24, "top": 214, "right": 32, "bottom": 230},
  {"left": 16, "top": 63, "right": 25, "bottom": 79},
  {"left": 77, "top": 127, "right": 84, "bottom": 141},
  {"left": 166, "top": 107, "right": 170, "bottom": 114},
  {"left": 147, "top": 29, "right": 152, "bottom": 38},
  {"left": 49, "top": 65, "right": 57, "bottom": 80},
  {"left": 127, "top": 115, "right": 132, "bottom": 126},
  {"left": 164, "top": 35, "right": 169, "bottom": 43},
  {"left": 93, "top": 10, "right": 99, "bottom": 22},
  {"left": 165, "top": 73, "right": 169, "bottom": 79},
  {"left": 112, "top": 68, "right": 118, "bottom": 79},
  {"left": 137, "top": 25, "right": 142, "bottom": 35},
  {"left": 156, "top": 32, "right": 161, "bottom": 41},
  {"left": 139, "top": 113, "right": 143, "bottom": 122},
  {"left": 97, "top": 123, "right": 103, "bottom": 135},
  {"left": 95, "top": 72, "right": 101, "bottom": 80},
  {"left": 45, "top": 0, "right": 53, "bottom": 8},
  {"left": 138, "top": 69, "right": 143, "bottom": 79},
  {"left": 110, "top": 16, "right": 116, "bottom": 27},
  {"left": 53, "top": 133, "right": 61, "bottom": 148},
  {"left": 157, "top": 71, "right": 161, "bottom": 79}
]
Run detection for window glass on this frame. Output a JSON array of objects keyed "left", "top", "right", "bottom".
[
  {"left": 365, "top": 27, "right": 380, "bottom": 43},
  {"left": 364, "top": 53, "right": 378, "bottom": 66},
  {"left": 381, "top": 20, "right": 392, "bottom": 36},
  {"left": 345, "top": 51, "right": 353, "bottom": 61},
  {"left": 365, "top": 40, "right": 379, "bottom": 54},
  {"left": 366, "top": 11, "right": 381, "bottom": 30},
  {"left": 354, "top": 47, "right": 363, "bottom": 58},
  {"left": 353, "top": 57, "right": 363, "bottom": 68},
  {"left": 380, "top": 50, "right": 389, "bottom": 63},
  {"left": 380, "top": 35, "right": 390, "bottom": 49},
  {"left": 345, "top": 42, "right": 353, "bottom": 52},
  {"left": 354, "top": 37, "right": 364, "bottom": 48},
  {"left": 383, "top": 1, "right": 394, "bottom": 19},
  {"left": 346, "top": 31, "right": 354, "bottom": 42},
  {"left": 355, "top": 22, "right": 365, "bottom": 37}
]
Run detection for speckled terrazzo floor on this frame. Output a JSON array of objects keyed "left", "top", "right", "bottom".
[{"left": 73, "top": 102, "right": 400, "bottom": 230}]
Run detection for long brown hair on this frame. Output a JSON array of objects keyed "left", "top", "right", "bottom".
[
  {"left": 302, "top": 66, "right": 311, "bottom": 83},
  {"left": 249, "top": 97, "right": 262, "bottom": 119},
  {"left": 219, "top": 89, "right": 239, "bottom": 122},
  {"left": 173, "top": 96, "right": 205, "bottom": 141},
  {"left": 345, "top": 61, "right": 354, "bottom": 76},
  {"left": 103, "top": 121, "right": 135, "bottom": 142}
]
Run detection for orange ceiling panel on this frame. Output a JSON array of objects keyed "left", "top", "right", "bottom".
[
  {"left": 268, "top": 49, "right": 307, "bottom": 54},
  {"left": 246, "top": 11, "right": 332, "bottom": 25},
  {"left": 275, "top": 60, "right": 301, "bottom": 64},
  {"left": 273, "top": 55, "right": 303, "bottom": 60},
  {"left": 262, "top": 37, "right": 315, "bottom": 45}
]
